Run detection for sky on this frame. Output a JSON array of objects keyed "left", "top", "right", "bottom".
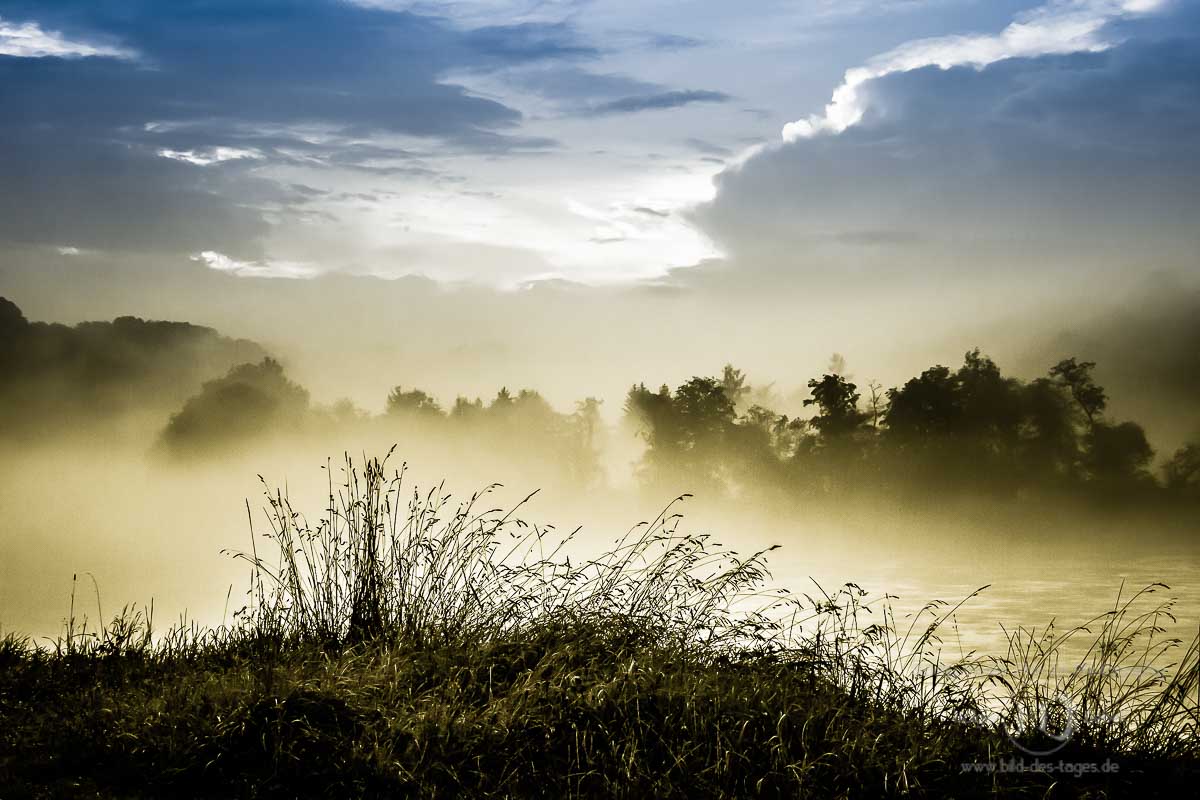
[{"left": 0, "top": 0, "right": 1198, "bottom": 431}]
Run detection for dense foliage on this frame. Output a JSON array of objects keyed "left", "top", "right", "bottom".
[{"left": 623, "top": 351, "right": 1188, "bottom": 504}]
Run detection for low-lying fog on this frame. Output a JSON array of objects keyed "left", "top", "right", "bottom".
[
  {"left": 4, "top": 431, "right": 1196, "bottom": 661},
  {"left": 1, "top": 272, "right": 1197, "bottom": 658}
]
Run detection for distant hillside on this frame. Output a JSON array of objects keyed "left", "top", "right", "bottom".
[{"left": 0, "top": 297, "right": 267, "bottom": 440}]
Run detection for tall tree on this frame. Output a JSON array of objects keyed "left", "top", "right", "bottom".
[
  {"left": 883, "top": 366, "right": 960, "bottom": 440},
  {"left": 1049, "top": 358, "right": 1107, "bottom": 426},
  {"left": 1020, "top": 377, "right": 1080, "bottom": 478},
  {"left": 1164, "top": 443, "right": 1200, "bottom": 494},
  {"left": 805, "top": 374, "right": 865, "bottom": 439},
  {"left": 719, "top": 364, "right": 750, "bottom": 410},
  {"left": 674, "top": 377, "right": 736, "bottom": 446}
]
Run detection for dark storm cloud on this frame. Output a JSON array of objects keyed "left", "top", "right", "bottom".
[
  {"left": 692, "top": 12, "right": 1200, "bottom": 282},
  {"left": 588, "top": 89, "right": 732, "bottom": 115},
  {"left": 0, "top": 0, "right": 587, "bottom": 253}
]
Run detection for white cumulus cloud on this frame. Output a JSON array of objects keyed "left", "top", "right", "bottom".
[
  {"left": 782, "top": 0, "right": 1169, "bottom": 141},
  {"left": 0, "top": 17, "right": 134, "bottom": 59}
]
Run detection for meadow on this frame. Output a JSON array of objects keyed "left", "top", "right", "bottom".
[{"left": 2, "top": 452, "right": 1197, "bottom": 798}]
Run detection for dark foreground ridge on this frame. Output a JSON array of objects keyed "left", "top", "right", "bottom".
[{"left": 2, "top": 453, "right": 1197, "bottom": 798}]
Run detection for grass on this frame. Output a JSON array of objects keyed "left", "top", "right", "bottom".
[{"left": 1, "top": 449, "right": 1198, "bottom": 797}]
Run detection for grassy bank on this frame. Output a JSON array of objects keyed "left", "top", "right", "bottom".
[{"left": 2, "top": 452, "right": 1197, "bottom": 798}]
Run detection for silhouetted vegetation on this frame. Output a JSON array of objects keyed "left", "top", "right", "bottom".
[
  {"left": 159, "top": 344, "right": 1193, "bottom": 511},
  {"left": 5, "top": 296, "right": 1195, "bottom": 512},
  {"left": 159, "top": 358, "right": 311, "bottom": 454},
  {"left": 1, "top": 454, "right": 1196, "bottom": 797},
  {"left": 625, "top": 350, "right": 1194, "bottom": 508},
  {"left": 0, "top": 297, "right": 264, "bottom": 441}
]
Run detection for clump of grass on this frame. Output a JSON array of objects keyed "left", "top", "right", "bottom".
[
  {"left": 236, "top": 449, "right": 790, "bottom": 658},
  {"left": 1, "top": 450, "right": 1197, "bottom": 798},
  {"left": 984, "top": 582, "right": 1200, "bottom": 759}
]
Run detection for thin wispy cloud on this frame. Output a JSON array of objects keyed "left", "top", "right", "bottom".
[
  {"left": 589, "top": 89, "right": 731, "bottom": 115},
  {"left": 0, "top": 16, "right": 135, "bottom": 59}
]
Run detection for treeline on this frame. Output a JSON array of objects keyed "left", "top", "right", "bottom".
[
  {"left": 624, "top": 352, "right": 1200, "bottom": 505},
  {"left": 0, "top": 297, "right": 264, "bottom": 439},
  {"left": 5, "top": 296, "right": 1196, "bottom": 504},
  {"left": 158, "top": 358, "right": 606, "bottom": 487},
  {"left": 155, "top": 344, "right": 1200, "bottom": 507},
  {"left": 157, "top": 359, "right": 609, "bottom": 484}
]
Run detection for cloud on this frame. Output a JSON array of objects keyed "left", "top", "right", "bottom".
[
  {"left": 157, "top": 147, "right": 265, "bottom": 167},
  {"left": 0, "top": 0, "right": 592, "bottom": 258},
  {"left": 684, "top": 138, "right": 733, "bottom": 157},
  {"left": 494, "top": 65, "right": 660, "bottom": 103},
  {"left": 693, "top": 5, "right": 1200, "bottom": 287},
  {"left": 783, "top": 0, "right": 1170, "bottom": 140},
  {"left": 634, "top": 206, "right": 671, "bottom": 218},
  {"left": 0, "top": 16, "right": 134, "bottom": 59},
  {"left": 0, "top": 2, "right": 588, "bottom": 145},
  {"left": 645, "top": 32, "right": 704, "bottom": 50},
  {"left": 348, "top": 1, "right": 588, "bottom": 26},
  {"left": 191, "top": 251, "right": 319, "bottom": 280},
  {"left": 462, "top": 21, "right": 595, "bottom": 61},
  {"left": 589, "top": 89, "right": 731, "bottom": 115}
]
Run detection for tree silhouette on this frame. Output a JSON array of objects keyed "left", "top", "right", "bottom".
[
  {"left": 1050, "top": 358, "right": 1107, "bottom": 426},
  {"left": 451, "top": 396, "right": 484, "bottom": 420},
  {"left": 675, "top": 377, "right": 736, "bottom": 445},
  {"left": 385, "top": 387, "right": 444, "bottom": 418},
  {"left": 490, "top": 387, "right": 515, "bottom": 413},
  {"left": 624, "top": 383, "right": 676, "bottom": 451},
  {"left": 884, "top": 366, "right": 959, "bottom": 440},
  {"left": 570, "top": 397, "right": 605, "bottom": 486},
  {"left": 1164, "top": 444, "right": 1200, "bottom": 494},
  {"left": 161, "top": 358, "right": 309, "bottom": 452},
  {"left": 719, "top": 364, "right": 750, "bottom": 410},
  {"left": 805, "top": 374, "right": 866, "bottom": 441},
  {"left": 0, "top": 297, "right": 265, "bottom": 441},
  {"left": 0, "top": 296, "right": 28, "bottom": 335},
  {"left": 957, "top": 349, "right": 1022, "bottom": 442},
  {"left": 1084, "top": 421, "right": 1154, "bottom": 485},
  {"left": 1020, "top": 377, "right": 1080, "bottom": 479}
]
